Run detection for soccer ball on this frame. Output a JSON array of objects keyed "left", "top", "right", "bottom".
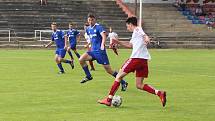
[{"left": 111, "top": 95, "right": 122, "bottom": 107}]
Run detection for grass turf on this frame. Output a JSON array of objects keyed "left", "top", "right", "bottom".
[{"left": 0, "top": 49, "right": 214, "bottom": 121}]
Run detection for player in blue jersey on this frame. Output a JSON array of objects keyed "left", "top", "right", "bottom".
[
  {"left": 65, "top": 22, "right": 81, "bottom": 66},
  {"left": 79, "top": 13, "right": 128, "bottom": 91},
  {"left": 45, "top": 22, "right": 74, "bottom": 74}
]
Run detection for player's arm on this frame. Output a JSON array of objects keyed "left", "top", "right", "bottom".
[
  {"left": 117, "top": 40, "right": 133, "bottom": 48},
  {"left": 44, "top": 41, "right": 54, "bottom": 48},
  {"left": 64, "top": 35, "right": 69, "bottom": 49},
  {"left": 143, "top": 34, "right": 150, "bottom": 45},
  {"left": 101, "top": 32, "right": 106, "bottom": 50}
]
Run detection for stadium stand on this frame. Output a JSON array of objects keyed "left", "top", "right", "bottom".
[
  {"left": 0, "top": 0, "right": 214, "bottom": 48},
  {"left": 126, "top": 2, "right": 215, "bottom": 48},
  {"left": 177, "top": 4, "right": 215, "bottom": 28},
  {"left": 0, "top": 0, "right": 131, "bottom": 48}
]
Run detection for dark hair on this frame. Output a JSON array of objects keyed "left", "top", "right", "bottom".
[
  {"left": 51, "top": 22, "right": 57, "bottom": 26},
  {"left": 88, "top": 13, "right": 96, "bottom": 18},
  {"left": 126, "top": 17, "right": 138, "bottom": 26}
]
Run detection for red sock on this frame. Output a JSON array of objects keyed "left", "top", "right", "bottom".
[
  {"left": 108, "top": 81, "right": 120, "bottom": 101},
  {"left": 143, "top": 84, "right": 156, "bottom": 95}
]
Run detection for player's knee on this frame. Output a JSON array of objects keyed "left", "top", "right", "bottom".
[
  {"left": 115, "top": 76, "right": 122, "bottom": 81},
  {"left": 58, "top": 57, "right": 63, "bottom": 62},
  {"left": 79, "top": 58, "right": 85, "bottom": 65}
]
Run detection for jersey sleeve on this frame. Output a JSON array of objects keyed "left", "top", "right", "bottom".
[{"left": 98, "top": 25, "right": 105, "bottom": 35}]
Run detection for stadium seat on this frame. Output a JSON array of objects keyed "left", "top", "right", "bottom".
[
  {"left": 187, "top": 15, "right": 194, "bottom": 20},
  {"left": 198, "top": 16, "right": 205, "bottom": 20}
]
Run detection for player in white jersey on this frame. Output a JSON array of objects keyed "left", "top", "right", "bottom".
[
  {"left": 98, "top": 17, "right": 167, "bottom": 107},
  {"left": 108, "top": 27, "right": 119, "bottom": 55}
]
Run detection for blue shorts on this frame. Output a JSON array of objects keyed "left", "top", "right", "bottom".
[
  {"left": 87, "top": 50, "right": 110, "bottom": 65},
  {"left": 70, "top": 44, "right": 77, "bottom": 50},
  {"left": 55, "top": 48, "right": 66, "bottom": 58}
]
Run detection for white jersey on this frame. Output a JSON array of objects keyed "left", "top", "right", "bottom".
[
  {"left": 129, "top": 27, "right": 151, "bottom": 60},
  {"left": 84, "top": 33, "right": 91, "bottom": 44},
  {"left": 108, "top": 32, "right": 118, "bottom": 44}
]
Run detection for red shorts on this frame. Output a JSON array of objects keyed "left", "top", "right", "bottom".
[{"left": 121, "top": 58, "right": 148, "bottom": 77}]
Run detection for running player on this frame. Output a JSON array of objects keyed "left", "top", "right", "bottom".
[
  {"left": 65, "top": 22, "right": 81, "bottom": 67},
  {"left": 98, "top": 17, "right": 167, "bottom": 107},
  {"left": 79, "top": 13, "right": 128, "bottom": 91},
  {"left": 108, "top": 27, "right": 119, "bottom": 55},
  {"left": 45, "top": 22, "right": 74, "bottom": 74}
]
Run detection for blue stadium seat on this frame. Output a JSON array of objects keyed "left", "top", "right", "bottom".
[
  {"left": 187, "top": 15, "right": 194, "bottom": 20},
  {"left": 192, "top": 20, "right": 200, "bottom": 24}
]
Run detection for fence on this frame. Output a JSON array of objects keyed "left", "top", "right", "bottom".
[{"left": 0, "top": 30, "right": 11, "bottom": 42}]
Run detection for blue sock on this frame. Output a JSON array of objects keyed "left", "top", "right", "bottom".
[
  {"left": 65, "top": 60, "right": 71, "bottom": 64},
  {"left": 112, "top": 72, "right": 118, "bottom": 77},
  {"left": 57, "top": 63, "right": 64, "bottom": 72},
  {"left": 112, "top": 71, "right": 126, "bottom": 85},
  {"left": 75, "top": 52, "right": 80, "bottom": 58},
  {"left": 68, "top": 51, "right": 73, "bottom": 59},
  {"left": 83, "top": 66, "right": 91, "bottom": 78}
]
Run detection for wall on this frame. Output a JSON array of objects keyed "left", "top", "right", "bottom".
[
  {"left": 122, "top": 0, "right": 215, "bottom": 4},
  {"left": 122, "top": 0, "right": 175, "bottom": 3}
]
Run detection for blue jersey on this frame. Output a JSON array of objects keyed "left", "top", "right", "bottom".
[
  {"left": 66, "top": 29, "right": 80, "bottom": 45},
  {"left": 86, "top": 23, "right": 105, "bottom": 51},
  {"left": 51, "top": 29, "right": 65, "bottom": 49}
]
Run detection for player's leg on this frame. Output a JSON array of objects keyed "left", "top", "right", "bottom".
[
  {"left": 98, "top": 69, "right": 128, "bottom": 106},
  {"left": 103, "top": 65, "right": 128, "bottom": 91},
  {"left": 135, "top": 77, "right": 166, "bottom": 107},
  {"left": 89, "top": 60, "right": 95, "bottom": 71},
  {"left": 87, "top": 47, "right": 95, "bottom": 71},
  {"left": 55, "top": 54, "right": 64, "bottom": 74},
  {"left": 79, "top": 52, "right": 93, "bottom": 83},
  {"left": 59, "top": 49, "right": 74, "bottom": 69},
  {"left": 67, "top": 47, "right": 74, "bottom": 61},
  {"left": 72, "top": 48, "right": 81, "bottom": 58},
  {"left": 135, "top": 59, "right": 166, "bottom": 107}
]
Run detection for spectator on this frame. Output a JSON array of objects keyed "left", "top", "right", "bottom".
[
  {"left": 205, "top": 14, "right": 215, "bottom": 30},
  {"left": 173, "top": 0, "right": 180, "bottom": 8},
  {"left": 179, "top": 0, "right": 186, "bottom": 11},
  {"left": 40, "top": 0, "right": 47, "bottom": 6},
  {"left": 195, "top": 5, "right": 204, "bottom": 16}
]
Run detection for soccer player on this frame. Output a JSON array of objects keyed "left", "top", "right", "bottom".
[
  {"left": 98, "top": 17, "right": 167, "bottom": 107},
  {"left": 65, "top": 22, "right": 81, "bottom": 67},
  {"left": 79, "top": 13, "right": 128, "bottom": 91},
  {"left": 45, "top": 22, "right": 74, "bottom": 74},
  {"left": 108, "top": 27, "right": 119, "bottom": 55},
  {"left": 84, "top": 22, "right": 95, "bottom": 71}
]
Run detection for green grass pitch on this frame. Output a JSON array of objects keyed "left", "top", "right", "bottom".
[{"left": 0, "top": 49, "right": 215, "bottom": 121}]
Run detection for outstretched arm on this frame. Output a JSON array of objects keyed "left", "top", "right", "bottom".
[
  {"left": 113, "top": 39, "right": 133, "bottom": 48},
  {"left": 119, "top": 41, "right": 133, "bottom": 48},
  {"left": 44, "top": 41, "right": 54, "bottom": 48}
]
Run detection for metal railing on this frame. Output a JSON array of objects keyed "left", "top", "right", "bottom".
[
  {"left": 0, "top": 30, "right": 11, "bottom": 42},
  {"left": 34, "top": 30, "right": 53, "bottom": 41}
]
